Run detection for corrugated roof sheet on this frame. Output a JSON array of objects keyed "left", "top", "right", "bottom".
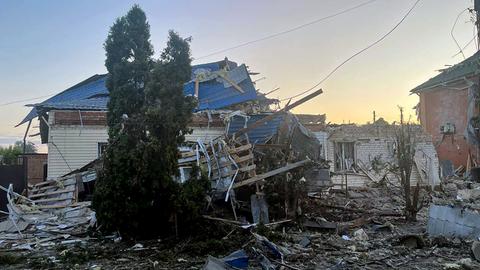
[
  {"left": 411, "top": 51, "right": 480, "bottom": 93},
  {"left": 18, "top": 74, "right": 108, "bottom": 126},
  {"left": 18, "top": 59, "right": 259, "bottom": 126},
  {"left": 191, "top": 59, "right": 238, "bottom": 78},
  {"left": 34, "top": 97, "right": 109, "bottom": 111},
  {"left": 184, "top": 64, "right": 258, "bottom": 110},
  {"left": 227, "top": 113, "right": 286, "bottom": 144}
]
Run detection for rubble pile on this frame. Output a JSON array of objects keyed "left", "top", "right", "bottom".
[{"left": 0, "top": 174, "right": 96, "bottom": 251}]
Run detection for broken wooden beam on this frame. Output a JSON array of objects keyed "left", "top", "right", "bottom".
[
  {"left": 232, "top": 159, "right": 311, "bottom": 189},
  {"left": 227, "top": 144, "right": 252, "bottom": 154},
  {"left": 232, "top": 89, "right": 322, "bottom": 138}
]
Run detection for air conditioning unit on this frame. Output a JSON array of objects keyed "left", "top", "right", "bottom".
[{"left": 440, "top": 122, "right": 455, "bottom": 134}]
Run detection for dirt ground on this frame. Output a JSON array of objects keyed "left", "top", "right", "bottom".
[{"left": 1, "top": 186, "right": 477, "bottom": 270}]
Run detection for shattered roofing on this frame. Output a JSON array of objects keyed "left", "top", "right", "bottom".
[
  {"left": 184, "top": 64, "right": 258, "bottom": 110},
  {"left": 411, "top": 51, "right": 480, "bottom": 93},
  {"left": 18, "top": 59, "right": 259, "bottom": 126},
  {"left": 227, "top": 114, "right": 286, "bottom": 144}
]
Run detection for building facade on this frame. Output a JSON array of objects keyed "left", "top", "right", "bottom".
[{"left": 412, "top": 52, "right": 480, "bottom": 169}]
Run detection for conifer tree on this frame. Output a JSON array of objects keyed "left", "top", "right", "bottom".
[
  {"left": 93, "top": 5, "right": 154, "bottom": 237},
  {"left": 93, "top": 6, "right": 207, "bottom": 238}
]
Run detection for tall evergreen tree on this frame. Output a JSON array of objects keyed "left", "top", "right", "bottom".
[
  {"left": 143, "top": 31, "right": 199, "bottom": 231},
  {"left": 94, "top": 7, "right": 207, "bottom": 238},
  {"left": 93, "top": 5, "right": 154, "bottom": 237}
]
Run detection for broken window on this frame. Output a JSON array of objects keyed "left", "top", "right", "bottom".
[
  {"left": 334, "top": 142, "right": 355, "bottom": 171},
  {"left": 97, "top": 142, "right": 108, "bottom": 157},
  {"left": 387, "top": 141, "right": 396, "bottom": 157}
]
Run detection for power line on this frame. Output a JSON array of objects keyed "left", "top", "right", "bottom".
[
  {"left": 2, "top": 1, "right": 379, "bottom": 107},
  {"left": 452, "top": 35, "right": 476, "bottom": 58},
  {"left": 451, "top": 8, "right": 471, "bottom": 60},
  {"left": 193, "top": 0, "right": 380, "bottom": 61},
  {"left": 1, "top": 1, "right": 377, "bottom": 108},
  {"left": 0, "top": 94, "right": 56, "bottom": 107},
  {"left": 279, "top": 0, "right": 421, "bottom": 102}
]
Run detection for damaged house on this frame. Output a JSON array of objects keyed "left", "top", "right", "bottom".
[
  {"left": 10, "top": 58, "right": 324, "bottom": 229},
  {"left": 16, "top": 58, "right": 322, "bottom": 190},
  {"left": 412, "top": 51, "right": 480, "bottom": 173},
  {"left": 300, "top": 119, "right": 441, "bottom": 188}
]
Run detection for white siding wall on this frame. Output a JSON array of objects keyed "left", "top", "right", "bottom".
[
  {"left": 320, "top": 135, "right": 439, "bottom": 188},
  {"left": 47, "top": 112, "right": 108, "bottom": 179},
  {"left": 47, "top": 112, "right": 225, "bottom": 179}
]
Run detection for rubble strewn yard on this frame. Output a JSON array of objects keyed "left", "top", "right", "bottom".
[{"left": 1, "top": 181, "right": 479, "bottom": 270}]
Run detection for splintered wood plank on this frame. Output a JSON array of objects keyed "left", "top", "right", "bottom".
[
  {"left": 227, "top": 144, "right": 252, "bottom": 154},
  {"left": 239, "top": 164, "right": 256, "bottom": 172},
  {"left": 37, "top": 204, "right": 71, "bottom": 209},
  {"left": 29, "top": 188, "right": 76, "bottom": 199},
  {"left": 211, "top": 164, "right": 256, "bottom": 179},
  {"left": 33, "top": 196, "right": 74, "bottom": 203},
  {"left": 233, "top": 159, "right": 310, "bottom": 189},
  {"left": 31, "top": 182, "right": 76, "bottom": 193},
  {"left": 234, "top": 154, "right": 254, "bottom": 164}
]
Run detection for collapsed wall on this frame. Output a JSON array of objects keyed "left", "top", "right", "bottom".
[{"left": 305, "top": 122, "right": 440, "bottom": 189}]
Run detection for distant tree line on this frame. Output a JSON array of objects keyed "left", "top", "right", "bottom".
[{"left": 0, "top": 141, "right": 37, "bottom": 165}]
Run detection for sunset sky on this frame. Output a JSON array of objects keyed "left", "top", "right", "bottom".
[{"left": 0, "top": 0, "right": 476, "bottom": 148}]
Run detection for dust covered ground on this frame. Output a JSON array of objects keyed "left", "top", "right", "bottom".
[{"left": 1, "top": 186, "right": 477, "bottom": 270}]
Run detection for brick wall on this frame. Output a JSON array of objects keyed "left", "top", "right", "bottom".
[
  {"left": 53, "top": 111, "right": 107, "bottom": 126},
  {"left": 419, "top": 86, "right": 474, "bottom": 167}
]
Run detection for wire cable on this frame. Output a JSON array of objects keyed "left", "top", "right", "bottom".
[
  {"left": 279, "top": 0, "right": 421, "bottom": 102},
  {"left": 0, "top": 93, "right": 56, "bottom": 107},
  {"left": 193, "top": 0, "right": 380, "bottom": 61},
  {"left": 451, "top": 8, "right": 471, "bottom": 60},
  {"left": 452, "top": 35, "right": 476, "bottom": 58},
  {"left": 2, "top": 1, "right": 379, "bottom": 107}
]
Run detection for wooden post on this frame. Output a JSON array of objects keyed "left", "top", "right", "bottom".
[
  {"left": 194, "top": 78, "right": 199, "bottom": 97},
  {"left": 22, "top": 120, "right": 32, "bottom": 196}
]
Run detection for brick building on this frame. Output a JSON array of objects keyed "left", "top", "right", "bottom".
[{"left": 411, "top": 51, "right": 480, "bottom": 169}]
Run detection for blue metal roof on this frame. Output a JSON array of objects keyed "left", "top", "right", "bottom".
[
  {"left": 227, "top": 113, "right": 286, "bottom": 144},
  {"left": 18, "top": 59, "right": 259, "bottom": 126},
  {"left": 34, "top": 96, "right": 109, "bottom": 111},
  {"left": 184, "top": 64, "right": 258, "bottom": 110},
  {"left": 18, "top": 74, "right": 108, "bottom": 126},
  {"left": 191, "top": 59, "right": 238, "bottom": 78}
]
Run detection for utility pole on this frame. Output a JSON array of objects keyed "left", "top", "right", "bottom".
[
  {"left": 373, "top": 110, "right": 376, "bottom": 123},
  {"left": 476, "top": 1, "right": 480, "bottom": 165},
  {"left": 475, "top": 0, "right": 480, "bottom": 50}
]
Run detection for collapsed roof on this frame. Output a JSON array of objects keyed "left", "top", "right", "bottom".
[{"left": 18, "top": 58, "right": 265, "bottom": 126}]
